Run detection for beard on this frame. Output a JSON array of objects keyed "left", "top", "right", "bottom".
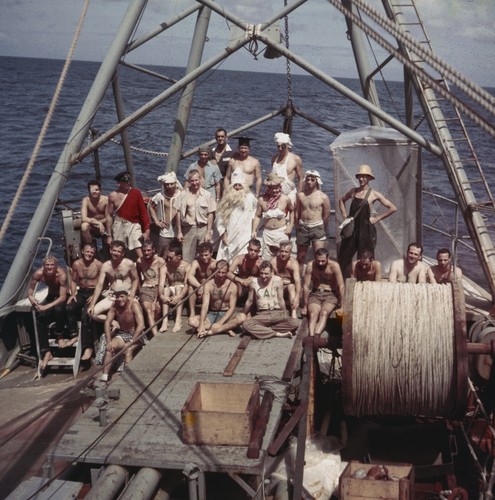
[{"left": 217, "top": 186, "right": 247, "bottom": 225}]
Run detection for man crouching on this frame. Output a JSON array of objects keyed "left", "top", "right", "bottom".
[
  {"left": 99, "top": 289, "right": 145, "bottom": 383},
  {"left": 188, "top": 260, "right": 245, "bottom": 338}
]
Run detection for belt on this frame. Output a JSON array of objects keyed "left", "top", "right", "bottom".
[
  {"left": 313, "top": 287, "right": 332, "bottom": 293},
  {"left": 259, "top": 308, "right": 282, "bottom": 312}
]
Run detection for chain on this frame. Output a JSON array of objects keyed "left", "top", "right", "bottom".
[{"left": 284, "top": 0, "right": 292, "bottom": 108}]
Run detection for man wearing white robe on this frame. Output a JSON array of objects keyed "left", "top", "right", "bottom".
[{"left": 215, "top": 171, "right": 257, "bottom": 262}]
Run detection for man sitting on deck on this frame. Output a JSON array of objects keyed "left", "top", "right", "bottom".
[
  {"left": 302, "top": 248, "right": 345, "bottom": 337},
  {"left": 97, "top": 289, "right": 145, "bottom": 384},
  {"left": 243, "top": 261, "right": 300, "bottom": 339},
  {"left": 27, "top": 255, "right": 68, "bottom": 370},
  {"left": 188, "top": 260, "right": 245, "bottom": 338},
  {"left": 187, "top": 241, "right": 216, "bottom": 320},
  {"left": 80, "top": 179, "right": 108, "bottom": 247},
  {"left": 388, "top": 242, "right": 427, "bottom": 284},
  {"left": 427, "top": 247, "right": 463, "bottom": 284}
]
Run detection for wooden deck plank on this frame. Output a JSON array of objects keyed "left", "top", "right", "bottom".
[{"left": 51, "top": 327, "right": 298, "bottom": 475}]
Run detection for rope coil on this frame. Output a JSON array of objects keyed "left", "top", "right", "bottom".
[{"left": 346, "top": 281, "right": 461, "bottom": 417}]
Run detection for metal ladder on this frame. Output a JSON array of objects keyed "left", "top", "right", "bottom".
[{"left": 387, "top": 0, "right": 495, "bottom": 212}]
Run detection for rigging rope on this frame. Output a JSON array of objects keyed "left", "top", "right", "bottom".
[
  {"left": 0, "top": 0, "right": 91, "bottom": 245},
  {"left": 350, "top": 281, "right": 456, "bottom": 417},
  {"left": 325, "top": 0, "right": 495, "bottom": 139}
]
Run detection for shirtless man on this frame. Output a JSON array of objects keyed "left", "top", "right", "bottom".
[
  {"left": 136, "top": 240, "right": 165, "bottom": 337},
  {"left": 80, "top": 180, "right": 108, "bottom": 245},
  {"left": 67, "top": 243, "right": 102, "bottom": 360},
  {"left": 243, "top": 261, "right": 300, "bottom": 339},
  {"left": 271, "top": 240, "right": 301, "bottom": 318},
  {"left": 150, "top": 171, "right": 181, "bottom": 257},
  {"left": 106, "top": 171, "right": 150, "bottom": 259},
  {"left": 209, "top": 127, "right": 233, "bottom": 178},
  {"left": 302, "top": 248, "right": 345, "bottom": 337},
  {"left": 427, "top": 248, "right": 463, "bottom": 284},
  {"left": 271, "top": 132, "right": 304, "bottom": 203},
  {"left": 98, "top": 289, "right": 145, "bottom": 384},
  {"left": 252, "top": 173, "right": 294, "bottom": 260},
  {"left": 158, "top": 243, "right": 190, "bottom": 333},
  {"left": 351, "top": 249, "right": 382, "bottom": 282},
  {"left": 28, "top": 256, "right": 68, "bottom": 369},
  {"left": 187, "top": 242, "right": 216, "bottom": 319},
  {"left": 87, "top": 240, "right": 139, "bottom": 322},
  {"left": 224, "top": 137, "right": 262, "bottom": 197},
  {"left": 189, "top": 260, "right": 245, "bottom": 338},
  {"left": 295, "top": 170, "right": 330, "bottom": 265},
  {"left": 388, "top": 242, "right": 427, "bottom": 283},
  {"left": 227, "top": 238, "right": 263, "bottom": 304}
]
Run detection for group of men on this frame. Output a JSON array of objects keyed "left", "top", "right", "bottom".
[{"left": 27, "top": 128, "right": 463, "bottom": 379}]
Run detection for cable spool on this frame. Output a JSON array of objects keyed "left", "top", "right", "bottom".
[{"left": 342, "top": 279, "right": 468, "bottom": 418}]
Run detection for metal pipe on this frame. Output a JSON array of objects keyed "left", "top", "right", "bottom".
[
  {"left": 293, "top": 107, "right": 341, "bottom": 136},
  {"left": 166, "top": 6, "right": 212, "bottom": 174},
  {"left": 341, "top": 0, "right": 383, "bottom": 127},
  {"left": 119, "top": 467, "right": 162, "bottom": 500},
  {"left": 85, "top": 464, "right": 128, "bottom": 500},
  {"left": 112, "top": 74, "right": 135, "bottom": 184},
  {"left": 0, "top": 0, "right": 149, "bottom": 315}
]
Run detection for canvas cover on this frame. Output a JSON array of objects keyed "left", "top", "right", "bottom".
[{"left": 330, "top": 126, "right": 421, "bottom": 275}]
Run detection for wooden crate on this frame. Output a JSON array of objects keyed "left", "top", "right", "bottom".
[
  {"left": 181, "top": 382, "right": 260, "bottom": 446},
  {"left": 340, "top": 461, "right": 414, "bottom": 500}
]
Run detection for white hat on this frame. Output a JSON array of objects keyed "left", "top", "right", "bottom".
[
  {"left": 274, "top": 132, "right": 293, "bottom": 147},
  {"left": 231, "top": 169, "right": 246, "bottom": 186},
  {"left": 157, "top": 171, "right": 178, "bottom": 184},
  {"left": 304, "top": 169, "right": 323, "bottom": 185}
]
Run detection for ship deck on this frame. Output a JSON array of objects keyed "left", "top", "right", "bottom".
[{"left": 50, "top": 323, "right": 304, "bottom": 477}]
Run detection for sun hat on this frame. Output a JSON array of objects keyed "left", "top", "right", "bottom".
[{"left": 355, "top": 164, "right": 375, "bottom": 179}]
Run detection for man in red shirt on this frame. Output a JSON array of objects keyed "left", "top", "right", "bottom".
[{"left": 106, "top": 171, "right": 150, "bottom": 258}]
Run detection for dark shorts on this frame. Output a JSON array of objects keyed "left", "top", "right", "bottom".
[
  {"left": 296, "top": 222, "right": 326, "bottom": 246},
  {"left": 140, "top": 285, "right": 158, "bottom": 303},
  {"left": 308, "top": 289, "right": 339, "bottom": 308},
  {"left": 207, "top": 310, "right": 227, "bottom": 325}
]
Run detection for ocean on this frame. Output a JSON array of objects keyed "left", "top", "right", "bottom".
[{"left": 0, "top": 56, "right": 493, "bottom": 290}]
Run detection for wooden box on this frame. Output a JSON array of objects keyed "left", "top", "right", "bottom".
[
  {"left": 340, "top": 461, "right": 414, "bottom": 500},
  {"left": 181, "top": 382, "right": 260, "bottom": 446}
]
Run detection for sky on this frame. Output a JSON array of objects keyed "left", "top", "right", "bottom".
[{"left": 0, "top": 0, "right": 493, "bottom": 87}]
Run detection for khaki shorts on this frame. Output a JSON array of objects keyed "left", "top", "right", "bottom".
[
  {"left": 140, "top": 286, "right": 158, "bottom": 303},
  {"left": 308, "top": 289, "right": 338, "bottom": 308},
  {"left": 113, "top": 217, "right": 143, "bottom": 250}
]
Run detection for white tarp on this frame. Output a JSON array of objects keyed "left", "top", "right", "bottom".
[{"left": 330, "top": 126, "right": 421, "bottom": 275}]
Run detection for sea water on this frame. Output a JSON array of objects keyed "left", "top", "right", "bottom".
[{"left": 0, "top": 56, "right": 493, "bottom": 289}]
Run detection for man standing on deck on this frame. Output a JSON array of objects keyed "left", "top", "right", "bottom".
[
  {"left": 149, "top": 171, "right": 182, "bottom": 258},
  {"left": 189, "top": 260, "right": 245, "bottom": 338},
  {"left": 106, "top": 171, "right": 150, "bottom": 259},
  {"left": 270, "top": 132, "right": 304, "bottom": 204},
  {"left": 184, "top": 147, "right": 222, "bottom": 201},
  {"left": 175, "top": 169, "right": 216, "bottom": 263},
  {"left": 388, "top": 242, "right": 427, "bottom": 283},
  {"left": 302, "top": 248, "right": 345, "bottom": 337},
  {"left": 66, "top": 242, "right": 102, "bottom": 361},
  {"left": 243, "top": 261, "right": 300, "bottom": 339},
  {"left": 28, "top": 256, "right": 68, "bottom": 370},
  {"left": 80, "top": 180, "right": 108, "bottom": 246},
  {"left": 295, "top": 170, "right": 330, "bottom": 266},
  {"left": 224, "top": 137, "right": 262, "bottom": 197},
  {"left": 209, "top": 127, "right": 233, "bottom": 179}
]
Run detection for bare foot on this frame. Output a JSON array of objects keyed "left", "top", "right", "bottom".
[
  {"left": 291, "top": 311, "right": 297, "bottom": 319},
  {"left": 40, "top": 351, "right": 53, "bottom": 370},
  {"left": 276, "top": 331, "right": 293, "bottom": 339},
  {"left": 81, "top": 348, "right": 93, "bottom": 361},
  {"left": 228, "top": 330, "right": 236, "bottom": 337},
  {"left": 65, "top": 337, "right": 78, "bottom": 347},
  {"left": 197, "top": 329, "right": 212, "bottom": 339},
  {"left": 172, "top": 322, "right": 182, "bottom": 333},
  {"left": 159, "top": 322, "right": 168, "bottom": 333},
  {"left": 58, "top": 338, "right": 68, "bottom": 348}
]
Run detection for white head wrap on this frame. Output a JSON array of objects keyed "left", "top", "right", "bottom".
[
  {"left": 304, "top": 169, "right": 323, "bottom": 186},
  {"left": 157, "top": 171, "right": 178, "bottom": 184},
  {"left": 274, "top": 132, "right": 293, "bottom": 147}
]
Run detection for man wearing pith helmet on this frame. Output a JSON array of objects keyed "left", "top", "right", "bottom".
[{"left": 338, "top": 164, "right": 396, "bottom": 278}]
